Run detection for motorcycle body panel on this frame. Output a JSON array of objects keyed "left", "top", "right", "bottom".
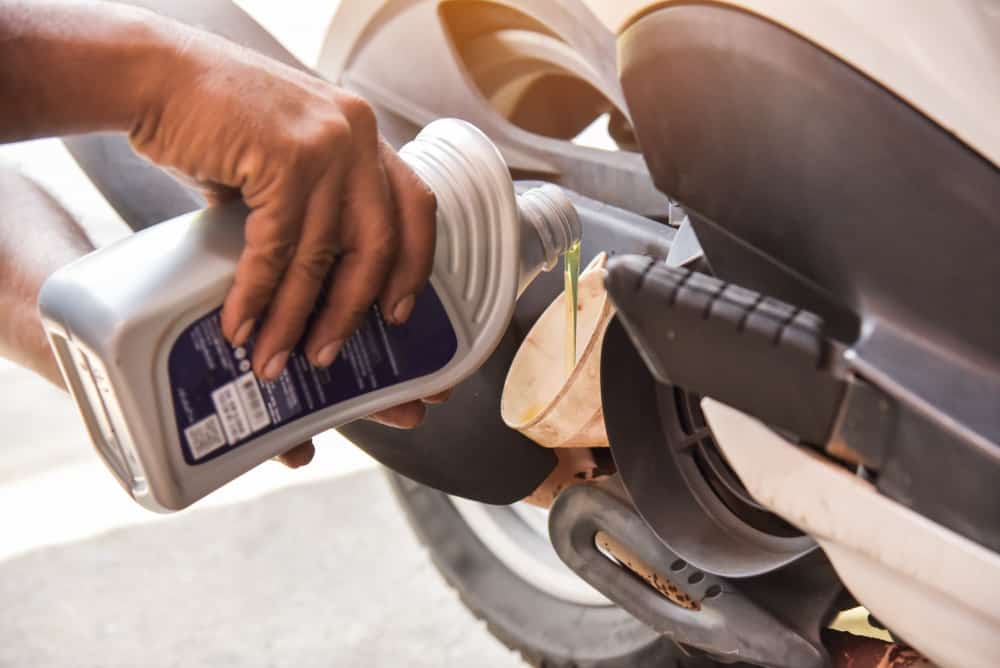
[
  {"left": 593, "top": 0, "right": 1000, "bottom": 169},
  {"left": 618, "top": 1, "right": 1000, "bottom": 555}
]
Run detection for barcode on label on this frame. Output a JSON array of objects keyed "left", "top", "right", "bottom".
[
  {"left": 235, "top": 372, "right": 271, "bottom": 431},
  {"left": 212, "top": 383, "right": 251, "bottom": 444},
  {"left": 184, "top": 415, "right": 226, "bottom": 458}
]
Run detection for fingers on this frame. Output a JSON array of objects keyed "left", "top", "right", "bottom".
[
  {"left": 276, "top": 388, "right": 448, "bottom": 468},
  {"left": 365, "top": 388, "right": 452, "bottom": 430},
  {"left": 422, "top": 389, "right": 452, "bottom": 405},
  {"left": 303, "top": 116, "right": 395, "bottom": 367},
  {"left": 367, "top": 401, "right": 427, "bottom": 429},
  {"left": 377, "top": 141, "right": 437, "bottom": 325},
  {"left": 303, "top": 240, "right": 393, "bottom": 368},
  {"left": 275, "top": 441, "right": 316, "bottom": 469},
  {"left": 219, "top": 197, "right": 305, "bottom": 352},
  {"left": 199, "top": 183, "right": 241, "bottom": 207},
  {"left": 278, "top": 394, "right": 448, "bottom": 470},
  {"left": 249, "top": 168, "right": 345, "bottom": 379},
  {"left": 218, "top": 93, "right": 429, "bottom": 383}
]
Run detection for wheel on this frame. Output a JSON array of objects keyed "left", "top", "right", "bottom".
[{"left": 386, "top": 471, "right": 722, "bottom": 668}]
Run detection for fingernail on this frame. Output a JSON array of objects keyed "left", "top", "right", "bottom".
[
  {"left": 234, "top": 319, "right": 255, "bottom": 346},
  {"left": 392, "top": 294, "right": 416, "bottom": 324},
  {"left": 315, "top": 340, "right": 344, "bottom": 368},
  {"left": 262, "top": 350, "right": 289, "bottom": 381}
]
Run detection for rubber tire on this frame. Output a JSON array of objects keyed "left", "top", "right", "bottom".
[{"left": 386, "top": 472, "right": 722, "bottom": 668}]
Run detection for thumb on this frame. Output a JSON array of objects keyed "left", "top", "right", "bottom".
[{"left": 274, "top": 441, "right": 316, "bottom": 469}]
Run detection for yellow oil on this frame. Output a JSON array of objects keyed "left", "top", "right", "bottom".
[
  {"left": 563, "top": 240, "right": 582, "bottom": 377},
  {"left": 829, "top": 607, "right": 893, "bottom": 642},
  {"left": 519, "top": 401, "right": 545, "bottom": 425}
]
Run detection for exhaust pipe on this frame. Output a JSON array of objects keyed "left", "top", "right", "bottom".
[{"left": 547, "top": 483, "right": 828, "bottom": 668}]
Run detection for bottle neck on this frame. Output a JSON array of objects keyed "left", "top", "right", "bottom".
[
  {"left": 516, "top": 184, "right": 582, "bottom": 297},
  {"left": 398, "top": 119, "right": 582, "bottom": 302}
]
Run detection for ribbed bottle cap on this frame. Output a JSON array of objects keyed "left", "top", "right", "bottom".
[{"left": 517, "top": 184, "right": 582, "bottom": 271}]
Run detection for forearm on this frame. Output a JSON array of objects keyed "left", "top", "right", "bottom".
[
  {"left": 0, "top": 0, "right": 183, "bottom": 142},
  {"left": 0, "top": 167, "right": 94, "bottom": 387}
]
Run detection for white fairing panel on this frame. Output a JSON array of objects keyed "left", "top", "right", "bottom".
[
  {"left": 703, "top": 399, "right": 1000, "bottom": 668},
  {"left": 316, "top": 0, "right": 669, "bottom": 216},
  {"left": 589, "top": 0, "right": 1000, "bottom": 169}
]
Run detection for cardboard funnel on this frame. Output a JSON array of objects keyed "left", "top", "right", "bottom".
[{"left": 502, "top": 253, "right": 614, "bottom": 448}]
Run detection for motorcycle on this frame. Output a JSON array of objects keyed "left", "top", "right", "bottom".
[{"left": 65, "top": 1, "right": 1000, "bottom": 666}]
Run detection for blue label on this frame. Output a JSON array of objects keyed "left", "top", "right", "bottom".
[{"left": 168, "top": 286, "right": 458, "bottom": 463}]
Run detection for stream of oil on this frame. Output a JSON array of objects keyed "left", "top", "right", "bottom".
[{"left": 563, "top": 240, "right": 582, "bottom": 377}]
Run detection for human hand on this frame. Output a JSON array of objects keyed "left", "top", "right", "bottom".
[
  {"left": 129, "top": 28, "right": 437, "bottom": 383},
  {"left": 2, "top": 4, "right": 446, "bottom": 472},
  {"left": 126, "top": 24, "right": 449, "bottom": 468},
  {"left": 273, "top": 390, "right": 452, "bottom": 469}
]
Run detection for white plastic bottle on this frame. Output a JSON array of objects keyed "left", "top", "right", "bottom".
[{"left": 38, "top": 119, "right": 581, "bottom": 512}]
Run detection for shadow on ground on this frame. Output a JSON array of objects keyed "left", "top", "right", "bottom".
[{"left": 0, "top": 470, "right": 521, "bottom": 668}]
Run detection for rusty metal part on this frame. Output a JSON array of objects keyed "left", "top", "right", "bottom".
[
  {"left": 824, "top": 630, "right": 934, "bottom": 668},
  {"left": 549, "top": 484, "right": 829, "bottom": 667},
  {"left": 595, "top": 530, "right": 700, "bottom": 611},
  {"left": 522, "top": 448, "right": 612, "bottom": 508},
  {"left": 597, "top": 526, "right": 933, "bottom": 667}
]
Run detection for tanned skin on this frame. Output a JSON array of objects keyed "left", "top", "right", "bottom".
[{"left": 0, "top": 1, "right": 447, "bottom": 466}]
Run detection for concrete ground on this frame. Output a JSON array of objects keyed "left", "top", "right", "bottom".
[
  {"left": 0, "top": 3, "right": 521, "bottom": 666},
  {"left": 0, "top": 466, "right": 520, "bottom": 668}
]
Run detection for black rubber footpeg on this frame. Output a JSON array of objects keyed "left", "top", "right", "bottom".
[{"left": 605, "top": 255, "right": 845, "bottom": 446}]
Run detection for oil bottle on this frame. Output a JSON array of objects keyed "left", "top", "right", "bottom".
[{"left": 38, "top": 119, "right": 581, "bottom": 512}]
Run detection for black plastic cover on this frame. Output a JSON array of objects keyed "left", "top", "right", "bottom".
[
  {"left": 605, "top": 256, "right": 844, "bottom": 447},
  {"left": 618, "top": 4, "right": 1000, "bottom": 552}
]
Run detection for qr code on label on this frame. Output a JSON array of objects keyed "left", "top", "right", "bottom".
[{"left": 184, "top": 415, "right": 226, "bottom": 458}]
